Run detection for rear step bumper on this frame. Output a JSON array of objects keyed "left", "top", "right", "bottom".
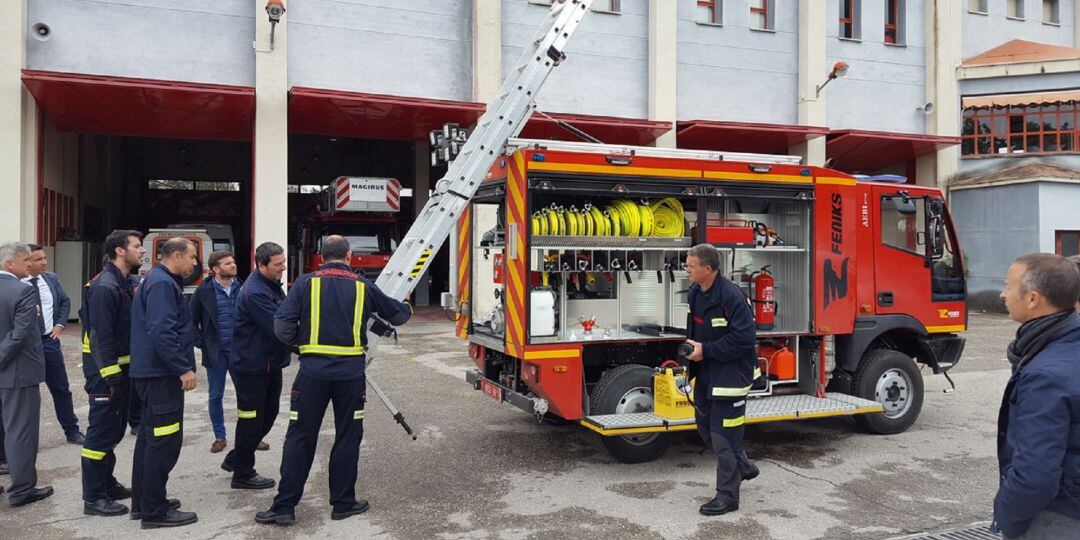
[
  {"left": 582, "top": 393, "right": 884, "bottom": 436},
  {"left": 465, "top": 369, "right": 539, "bottom": 415}
]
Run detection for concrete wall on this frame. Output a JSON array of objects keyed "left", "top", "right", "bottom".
[
  {"left": 1038, "top": 181, "right": 1080, "bottom": 252},
  {"left": 675, "top": 0, "right": 799, "bottom": 123},
  {"left": 27, "top": 0, "right": 255, "bottom": 86},
  {"left": 962, "top": 0, "right": 1076, "bottom": 60},
  {"left": 826, "top": 0, "right": 928, "bottom": 134},
  {"left": 288, "top": 0, "right": 473, "bottom": 100},
  {"left": 505, "top": 0, "right": 648, "bottom": 118},
  {"left": 961, "top": 71, "right": 1080, "bottom": 95},
  {"left": 956, "top": 153, "right": 1080, "bottom": 176},
  {"left": 950, "top": 182, "right": 1041, "bottom": 310}
]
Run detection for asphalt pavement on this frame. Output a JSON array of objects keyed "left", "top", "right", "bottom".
[{"left": 0, "top": 311, "right": 1018, "bottom": 539}]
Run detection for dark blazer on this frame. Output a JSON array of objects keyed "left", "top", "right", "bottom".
[
  {"left": 40, "top": 271, "right": 71, "bottom": 327},
  {"left": 190, "top": 277, "right": 242, "bottom": 369},
  {"left": 0, "top": 274, "right": 45, "bottom": 389}
]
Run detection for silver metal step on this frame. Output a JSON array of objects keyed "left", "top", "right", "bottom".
[
  {"left": 581, "top": 393, "right": 884, "bottom": 436},
  {"left": 888, "top": 523, "right": 999, "bottom": 540}
]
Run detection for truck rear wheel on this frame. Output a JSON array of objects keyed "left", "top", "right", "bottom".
[
  {"left": 591, "top": 364, "right": 671, "bottom": 464},
  {"left": 852, "top": 349, "right": 924, "bottom": 434}
]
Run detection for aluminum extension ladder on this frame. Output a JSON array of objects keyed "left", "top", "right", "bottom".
[{"left": 364, "top": 0, "right": 596, "bottom": 438}]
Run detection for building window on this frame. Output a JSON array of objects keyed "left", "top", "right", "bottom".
[
  {"left": 592, "top": 0, "right": 620, "bottom": 13},
  {"left": 1044, "top": 0, "right": 1060, "bottom": 24},
  {"left": 1007, "top": 0, "right": 1025, "bottom": 19},
  {"left": 148, "top": 180, "right": 241, "bottom": 191},
  {"left": 884, "top": 0, "right": 905, "bottom": 44},
  {"left": 697, "top": 0, "right": 722, "bottom": 25},
  {"left": 751, "top": 0, "right": 775, "bottom": 31},
  {"left": 1057, "top": 230, "right": 1080, "bottom": 257},
  {"left": 840, "top": 0, "right": 861, "bottom": 39},
  {"left": 961, "top": 102, "right": 1079, "bottom": 157},
  {"left": 968, "top": 0, "right": 988, "bottom": 13}
]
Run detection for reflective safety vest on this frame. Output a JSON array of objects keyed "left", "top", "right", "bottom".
[{"left": 298, "top": 276, "right": 367, "bottom": 357}]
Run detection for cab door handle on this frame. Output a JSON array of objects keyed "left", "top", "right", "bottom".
[{"left": 878, "top": 291, "right": 894, "bottom": 307}]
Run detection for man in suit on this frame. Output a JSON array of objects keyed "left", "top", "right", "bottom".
[
  {"left": 0, "top": 242, "right": 53, "bottom": 507},
  {"left": 23, "top": 244, "right": 84, "bottom": 444}
]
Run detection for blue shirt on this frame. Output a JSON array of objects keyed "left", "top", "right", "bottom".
[{"left": 212, "top": 278, "right": 239, "bottom": 365}]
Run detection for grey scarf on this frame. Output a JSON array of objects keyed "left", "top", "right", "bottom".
[{"left": 1006, "top": 310, "right": 1077, "bottom": 369}]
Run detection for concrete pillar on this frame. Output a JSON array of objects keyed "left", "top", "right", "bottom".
[
  {"left": 412, "top": 141, "right": 431, "bottom": 305},
  {"left": 648, "top": 0, "right": 677, "bottom": 148},
  {"left": 1075, "top": 0, "right": 1080, "bottom": 48},
  {"left": 253, "top": 0, "right": 289, "bottom": 270},
  {"left": 1, "top": 0, "right": 35, "bottom": 243},
  {"left": 924, "top": 0, "right": 962, "bottom": 191},
  {"left": 792, "top": 0, "right": 827, "bottom": 166},
  {"left": 473, "top": 0, "right": 502, "bottom": 103}
]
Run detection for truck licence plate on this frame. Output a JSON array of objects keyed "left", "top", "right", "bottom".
[{"left": 481, "top": 380, "right": 503, "bottom": 402}]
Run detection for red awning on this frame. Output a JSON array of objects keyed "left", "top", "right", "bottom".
[
  {"left": 22, "top": 70, "right": 255, "bottom": 141},
  {"left": 289, "top": 87, "right": 486, "bottom": 141},
  {"left": 519, "top": 113, "right": 671, "bottom": 146},
  {"left": 676, "top": 120, "right": 829, "bottom": 154},
  {"left": 826, "top": 130, "right": 960, "bottom": 173}
]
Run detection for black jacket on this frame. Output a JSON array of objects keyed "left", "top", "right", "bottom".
[
  {"left": 79, "top": 263, "right": 134, "bottom": 381},
  {"left": 687, "top": 275, "right": 758, "bottom": 402},
  {"left": 130, "top": 264, "right": 197, "bottom": 379},
  {"left": 190, "top": 277, "right": 242, "bottom": 369},
  {"left": 230, "top": 270, "right": 291, "bottom": 374}
]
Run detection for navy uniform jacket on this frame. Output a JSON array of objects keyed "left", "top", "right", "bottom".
[
  {"left": 687, "top": 275, "right": 758, "bottom": 402},
  {"left": 189, "top": 277, "right": 243, "bottom": 369},
  {"left": 994, "top": 315, "right": 1080, "bottom": 538},
  {"left": 130, "top": 264, "right": 197, "bottom": 379},
  {"left": 230, "top": 269, "right": 291, "bottom": 374},
  {"left": 80, "top": 263, "right": 134, "bottom": 381},
  {"left": 274, "top": 262, "right": 411, "bottom": 381}
]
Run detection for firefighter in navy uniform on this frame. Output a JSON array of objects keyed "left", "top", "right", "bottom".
[
  {"left": 683, "top": 244, "right": 760, "bottom": 516},
  {"left": 255, "top": 235, "right": 411, "bottom": 526},
  {"left": 80, "top": 230, "right": 144, "bottom": 517},
  {"left": 129, "top": 237, "right": 199, "bottom": 529}
]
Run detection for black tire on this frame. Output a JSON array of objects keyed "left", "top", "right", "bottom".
[
  {"left": 852, "top": 349, "right": 924, "bottom": 434},
  {"left": 591, "top": 364, "right": 671, "bottom": 463}
]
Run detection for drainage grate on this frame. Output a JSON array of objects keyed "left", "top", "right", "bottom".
[{"left": 893, "top": 523, "right": 1000, "bottom": 540}]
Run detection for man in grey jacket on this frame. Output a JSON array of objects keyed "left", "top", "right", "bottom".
[{"left": 0, "top": 242, "right": 53, "bottom": 506}]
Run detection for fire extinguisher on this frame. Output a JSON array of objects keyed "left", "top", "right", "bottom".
[{"left": 749, "top": 265, "right": 777, "bottom": 331}]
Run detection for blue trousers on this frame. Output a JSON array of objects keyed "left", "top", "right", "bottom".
[
  {"left": 43, "top": 337, "right": 80, "bottom": 435},
  {"left": 206, "top": 359, "right": 232, "bottom": 440}
]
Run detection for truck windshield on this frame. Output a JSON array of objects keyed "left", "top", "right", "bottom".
[{"left": 318, "top": 222, "right": 394, "bottom": 253}]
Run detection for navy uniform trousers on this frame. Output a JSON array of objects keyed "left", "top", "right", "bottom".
[{"left": 270, "top": 372, "right": 366, "bottom": 513}]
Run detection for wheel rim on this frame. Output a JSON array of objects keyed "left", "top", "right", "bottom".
[
  {"left": 874, "top": 368, "right": 913, "bottom": 419},
  {"left": 615, "top": 386, "right": 658, "bottom": 446}
]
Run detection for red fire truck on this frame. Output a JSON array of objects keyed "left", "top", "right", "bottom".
[
  {"left": 299, "top": 176, "right": 401, "bottom": 279},
  {"left": 454, "top": 139, "right": 966, "bottom": 463}
]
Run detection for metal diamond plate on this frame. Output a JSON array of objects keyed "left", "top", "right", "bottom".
[
  {"left": 585, "top": 413, "right": 695, "bottom": 430},
  {"left": 890, "top": 523, "right": 999, "bottom": 540}
]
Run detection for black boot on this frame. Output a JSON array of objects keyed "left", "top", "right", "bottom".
[
  {"left": 141, "top": 508, "right": 198, "bottom": 529},
  {"left": 331, "top": 500, "right": 370, "bottom": 521},
  {"left": 255, "top": 508, "right": 296, "bottom": 525},
  {"left": 131, "top": 498, "right": 181, "bottom": 520},
  {"left": 9, "top": 486, "right": 54, "bottom": 508},
  {"left": 84, "top": 498, "right": 128, "bottom": 516},
  {"left": 699, "top": 496, "right": 738, "bottom": 516},
  {"left": 231, "top": 473, "right": 276, "bottom": 490}
]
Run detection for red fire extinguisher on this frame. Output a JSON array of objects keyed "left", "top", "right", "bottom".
[{"left": 750, "top": 266, "right": 777, "bottom": 330}]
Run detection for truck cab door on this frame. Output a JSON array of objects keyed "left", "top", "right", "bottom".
[{"left": 872, "top": 188, "right": 932, "bottom": 319}]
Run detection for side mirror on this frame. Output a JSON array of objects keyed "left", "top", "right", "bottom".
[{"left": 928, "top": 215, "right": 945, "bottom": 259}]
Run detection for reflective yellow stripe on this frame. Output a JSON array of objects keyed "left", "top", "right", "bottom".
[
  {"left": 82, "top": 332, "right": 91, "bottom": 354},
  {"left": 237, "top": 409, "right": 257, "bottom": 419},
  {"left": 753, "top": 367, "right": 762, "bottom": 379},
  {"left": 100, "top": 364, "right": 121, "bottom": 378},
  {"left": 353, "top": 409, "right": 365, "bottom": 420},
  {"left": 309, "top": 277, "right": 322, "bottom": 346},
  {"left": 81, "top": 448, "right": 107, "bottom": 460},
  {"left": 723, "top": 416, "right": 746, "bottom": 428},
  {"left": 353, "top": 281, "right": 365, "bottom": 349},
  {"left": 289, "top": 410, "right": 298, "bottom": 421},
  {"left": 711, "top": 385, "right": 751, "bottom": 398},
  {"left": 153, "top": 423, "right": 180, "bottom": 437},
  {"left": 118, "top": 355, "right": 131, "bottom": 365},
  {"left": 298, "top": 344, "right": 366, "bottom": 356}
]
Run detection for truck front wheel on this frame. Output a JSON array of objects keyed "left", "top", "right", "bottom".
[
  {"left": 591, "top": 364, "right": 672, "bottom": 464},
  {"left": 852, "top": 349, "right": 924, "bottom": 434}
]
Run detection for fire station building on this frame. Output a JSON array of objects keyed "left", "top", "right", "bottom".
[{"left": 0, "top": 1, "right": 1078, "bottom": 308}]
